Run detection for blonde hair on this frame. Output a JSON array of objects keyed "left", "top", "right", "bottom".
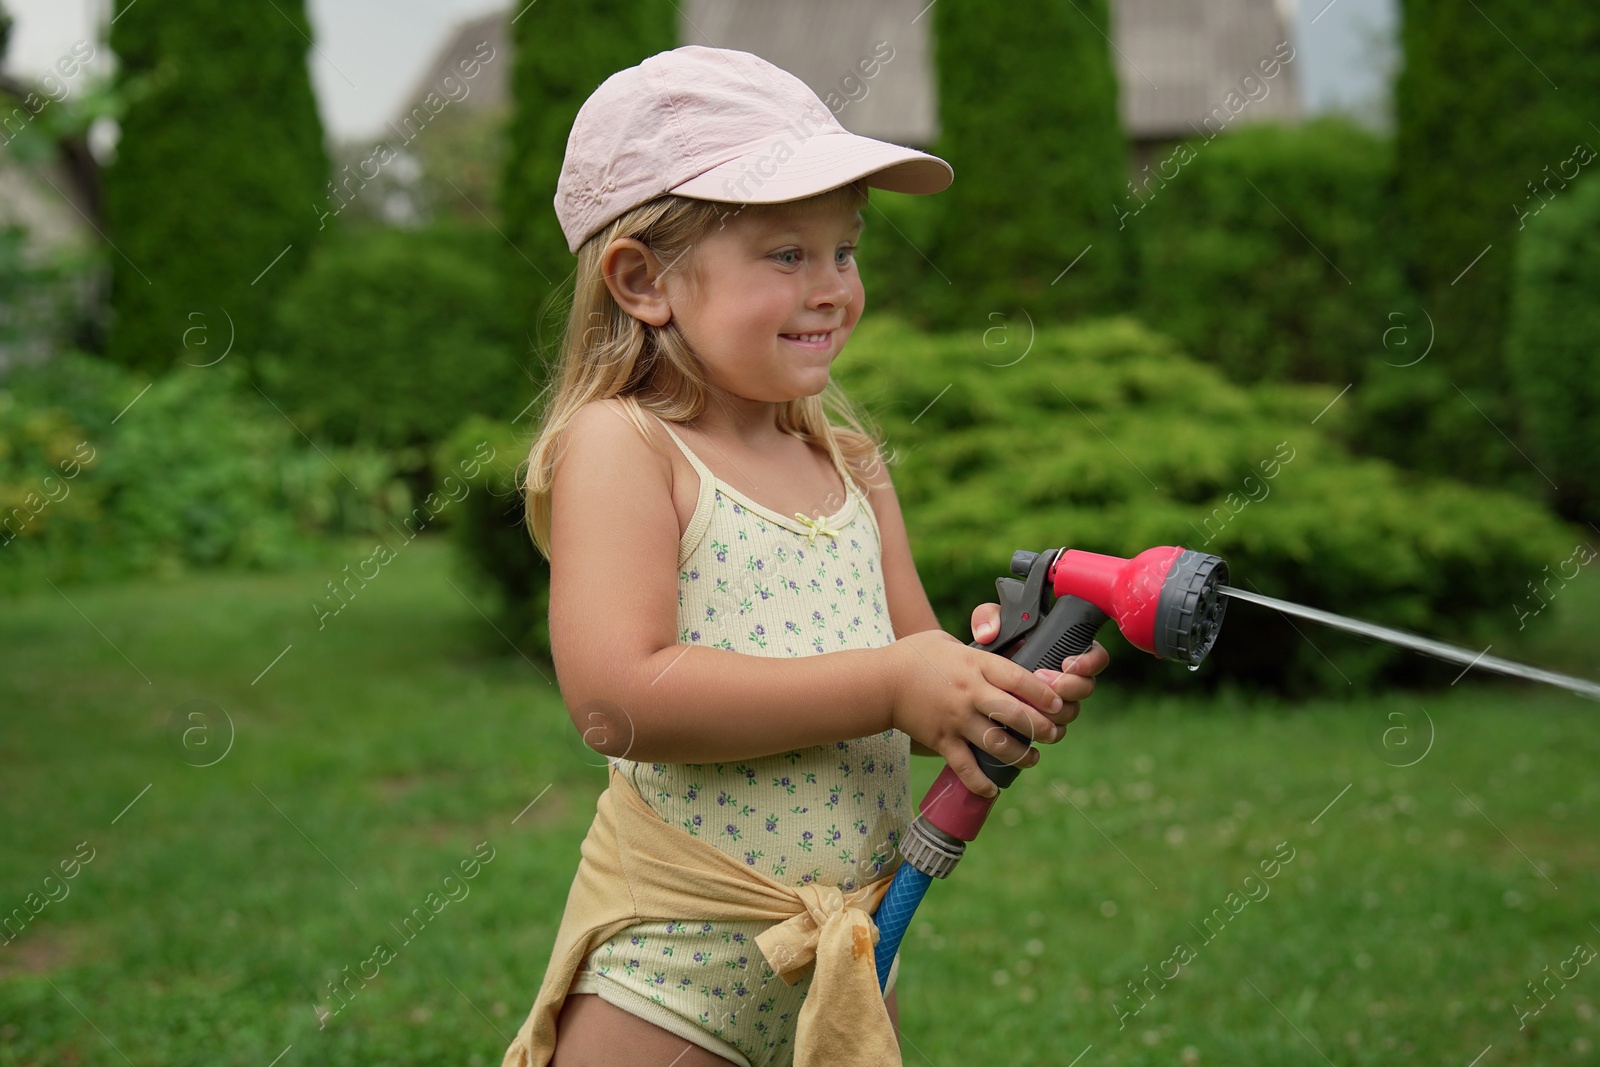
[{"left": 519, "top": 181, "right": 893, "bottom": 561}]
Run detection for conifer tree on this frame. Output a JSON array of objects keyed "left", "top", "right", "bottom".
[
  {"left": 922, "top": 0, "right": 1135, "bottom": 330},
  {"left": 103, "top": 0, "right": 327, "bottom": 375},
  {"left": 499, "top": 0, "right": 676, "bottom": 344}
]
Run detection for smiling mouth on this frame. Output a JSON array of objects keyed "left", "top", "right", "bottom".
[{"left": 780, "top": 331, "right": 834, "bottom": 345}]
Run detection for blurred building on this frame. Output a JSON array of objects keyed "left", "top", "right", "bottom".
[
  {"left": 387, "top": 0, "right": 1303, "bottom": 161},
  {"left": 0, "top": 69, "right": 104, "bottom": 371},
  {"left": 1113, "top": 0, "right": 1303, "bottom": 172}
]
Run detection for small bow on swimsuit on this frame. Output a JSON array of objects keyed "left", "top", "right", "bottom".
[{"left": 793, "top": 513, "right": 839, "bottom": 545}]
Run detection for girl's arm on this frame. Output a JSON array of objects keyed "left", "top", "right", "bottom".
[
  {"left": 549, "top": 401, "right": 902, "bottom": 764},
  {"left": 858, "top": 455, "right": 943, "bottom": 756}
]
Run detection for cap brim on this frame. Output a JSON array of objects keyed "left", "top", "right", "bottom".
[{"left": 668, "top": 129, "right": 952, "bottom": 205}]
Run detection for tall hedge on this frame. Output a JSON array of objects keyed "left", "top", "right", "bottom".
[
  {"left": 912, "top": 0, "right": 1134, "bottom": 331},
  {"left": 102, "top": 0, "right": 325, "bottom": 377},
  {"left": 1392, "top": 0, "right": 1600, "bottom": 486},
  {"left": 1505, "top": 170, "right": 1600, "bottom": 524},
  {"left": 256, "top": 223, "right": 525, "bottom": 482},
  {"left": 1134, "top": 117, "right": 1406, "bottom": 387},
  {"left": 499, "top": 0, "right": 676, "bottom": 340}
]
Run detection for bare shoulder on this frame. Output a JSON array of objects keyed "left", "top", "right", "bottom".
[{"left": 557, "top": 398, "right": 673, "bottom": 472}]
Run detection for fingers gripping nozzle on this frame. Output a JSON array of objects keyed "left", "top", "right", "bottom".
[
  {"left": 964, "top": 548, "right": 1108, "bottom": 792},
  {"left": 964, "top": 545, "right": 1228, "bottom": 786}
]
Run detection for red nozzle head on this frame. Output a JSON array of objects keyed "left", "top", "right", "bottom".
[{"left": 1049, "top": 546, "right": 1228, "bottom": 665}]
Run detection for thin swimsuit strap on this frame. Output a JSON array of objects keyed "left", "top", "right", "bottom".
[{"left": 650, "top": 413, "right": 859, "bottom": 542}]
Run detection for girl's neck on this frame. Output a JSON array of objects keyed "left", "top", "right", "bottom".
[
  {"left": 668, "top": 387, "right": 793, "bottom": 451},
  {"left": 693, "top": 407, "right": 782, "bottom": 450}
]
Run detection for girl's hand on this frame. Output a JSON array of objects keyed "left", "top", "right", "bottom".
[
  {"left": 972, "top": 602, "right": 1110, "bottom": 737},
  {"left": 883, "top": 630, "right": 1069, "bottom": 798}
]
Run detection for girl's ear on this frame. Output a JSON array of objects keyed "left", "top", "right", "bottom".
[{"left": 600, "top": 238, "right": 674, "bottom": 327}]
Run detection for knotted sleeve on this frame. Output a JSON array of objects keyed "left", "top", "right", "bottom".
[{"left": 754, "top": 882, "right": 901, "bottom": 1067}]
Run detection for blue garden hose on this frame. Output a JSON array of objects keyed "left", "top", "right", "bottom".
[
  {"left": 873, "top": 812, "right": 966, "bottom": 991},
  {"left": 874, "top": 864, "right": 933, "bottom": 990}
]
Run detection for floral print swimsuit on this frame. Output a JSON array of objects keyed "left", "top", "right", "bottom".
[{"left": 568, "top": 416, "right": 910, "bottom": 1067}]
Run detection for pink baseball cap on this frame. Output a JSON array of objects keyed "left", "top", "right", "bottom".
[{"left": 555, "top": 45, "right": 954, "bottom": 255}]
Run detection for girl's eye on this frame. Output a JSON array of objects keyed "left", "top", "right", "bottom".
[{"left": 772, "top": 246, "right": 858, "bottom": 267}]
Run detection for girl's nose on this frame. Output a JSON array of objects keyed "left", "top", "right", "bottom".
[{"left": 807, "top": 271, "right": 852, "bottom": 310}]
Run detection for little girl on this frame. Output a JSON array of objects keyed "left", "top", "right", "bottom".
[{"left": 502, "top": 45, "right": 1107, "bottom": 1067}]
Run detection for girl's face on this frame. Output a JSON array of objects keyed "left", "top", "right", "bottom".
[{"left": 661, "top": 196, "right": 865, "bottom": 409}]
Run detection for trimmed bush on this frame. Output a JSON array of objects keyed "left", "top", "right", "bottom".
[
  {"left": 0, "top": 352, "right": 410, "bottom": 594},
  {"left": 1133, "top": 117, "right": 1407, "bottom": 387},
  {"left": 853, "top": 188, "right": 945, "bottom": 328},
  {"left": 499, "top": 0, "right": 677, "bottom": 335},
  {"left": 1505, "top": 169, "right": 1600, "bottom": 524},
  {"left": 917, "top": 0, "right": 1135, "bottom": 330},
  {"left": 256, "top": 223, "right": 528, "bottom": 480},
  {"left": 833, "top": 315, "right": 1572, "bottom": 693},
  {"left": 433, "top": 414, "right": 546, "bottom": 654},
  {"left": 1393, "top": 0, "right": 1600, "bottom": 485}
]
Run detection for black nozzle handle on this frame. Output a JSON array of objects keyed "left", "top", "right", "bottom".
[{"left": 966, "top": 594, "right": 1109, "bottom": 788}]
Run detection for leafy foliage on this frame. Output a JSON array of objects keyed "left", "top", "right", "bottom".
[
  {"left": 1505, "top": 169, "right": 1600, "bottom": 524},
  {"left": 499, "top": 0, "right": 677, "bottom": 334},
  {"left": 835, "top": 316, "right": 1574, "bottom": 693},
  {"left": 432, "top": 414, "right": 546, "bottom": 654},
  {"left": 1392, "top": 0, "right": 1600, "bottom": 484},
  {"left": 256, "top": 223, "right": 530, "bottom": 484},
  {"left": 1132, "top": 117, "right": 1407, "bottom": 388},
  {"left": 0, "top": 352, "right": 410, "bottom": 594},
  {"left": 905, "top": 0, "right": 1134, "bottom": 330}
]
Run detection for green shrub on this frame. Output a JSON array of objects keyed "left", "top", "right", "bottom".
[
  {"left": 833, "top": 315, "right": 1574, "bottom": 693},
  {"left": 0, "top": 351, "right": 411, "bottom": 594},
  {"left": 1505, "top": 171, "right": 1600, "bottom": 524},
  {"left": 0, "top": 391, "right": 104, "bottom": 575},
  {"left": 433, "top": 414, "right": 546, "bottom": 654},
  {"left": 1133, "top": 117, "right": 1407, "bottom": 387},
  {"left": 854, "top": 189, "right": 946, "bottom": 329},
  {"left": 500, "top": 0, "right": 676, "bottom": 334},
  {"left": 257, "top": 223, "right": 528, "bottom": 478},
  {"left": 0, "top": 221, "right": 100, "bottom": 362}
]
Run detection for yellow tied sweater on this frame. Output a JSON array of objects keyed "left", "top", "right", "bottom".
[{"left": 498, "top": 764, "right": 901, "bottom": 1067}]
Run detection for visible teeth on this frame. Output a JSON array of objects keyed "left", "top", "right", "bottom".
[{"left": 786, "top": 332, "right": 828, "bottom": 342}]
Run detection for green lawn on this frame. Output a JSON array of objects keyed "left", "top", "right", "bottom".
[{"left": 2, "top": 534, "right": 1597, "bottom": 1065}]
